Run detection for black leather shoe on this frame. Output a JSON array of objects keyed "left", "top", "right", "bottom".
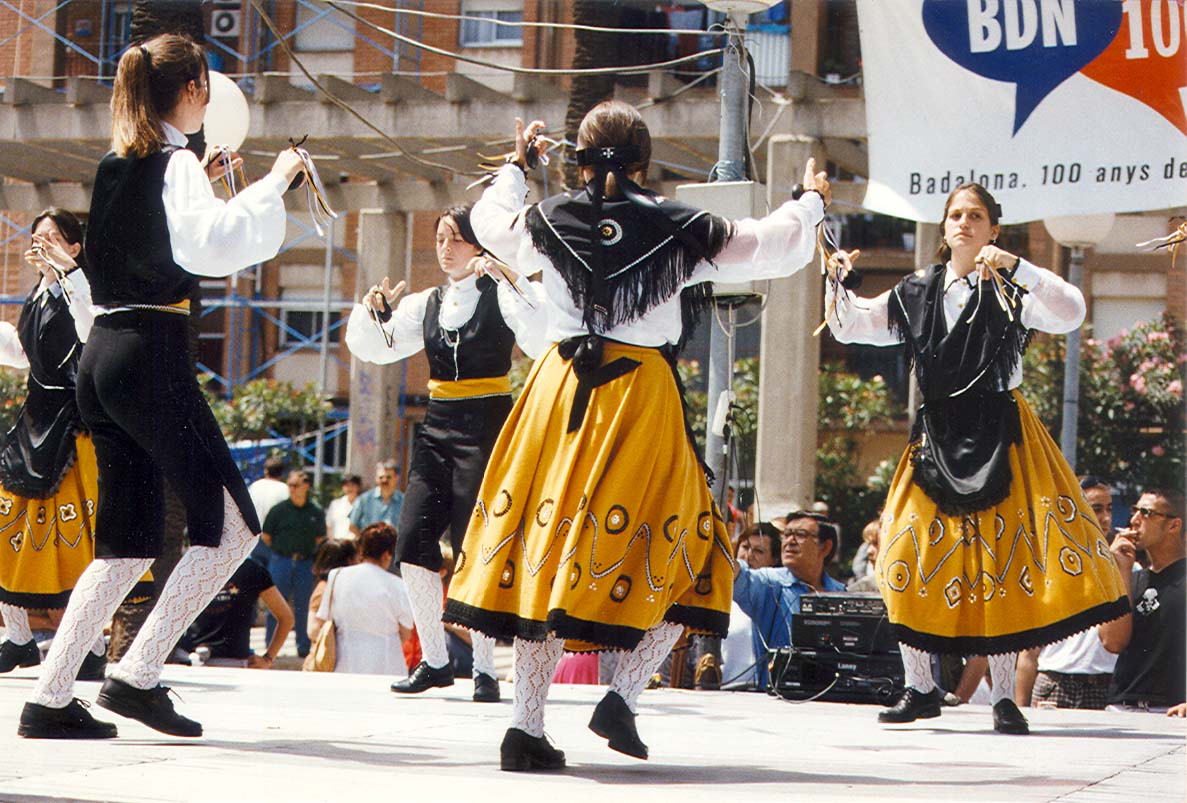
[
  {"left": 0, "top": 639, "right": 39, "bottom": 673},
  {"left": 18, "top": 699, "right": 117, "bottom": 739},
  {"left": 473, "top": 672, "right": 501, "bottom": 703},
  {"left": 391, "top": 661, "right": 454, "bottom": 694},
  {"left": 878, "top": 687, "right": 943, "bottom": 723},
  {"left": 589, "top": 691, "right": 648, "bottom": 760},
  {"left": 500, "top": 727, "right": 565, "bottom": 772},
  {"left": 993, "top": 698, "right": 1030, "bottom": 734},
  {"left": 95, "top": 677, "right": 202, "bottom": 737},
  {"left": 76, "top": 651, "right": 107, "bottom": 682}
]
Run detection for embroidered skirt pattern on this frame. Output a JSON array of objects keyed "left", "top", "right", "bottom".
[
  {"left": 444, "top": 342, "right": 732, "bottom": 651},
  {"left": 877, "top": 391, "right": 1129, "bottom": 655}
]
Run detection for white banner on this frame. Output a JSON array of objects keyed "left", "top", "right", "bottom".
[{"left": 856, "top": 0, "right": 1187, "bottom": 223}]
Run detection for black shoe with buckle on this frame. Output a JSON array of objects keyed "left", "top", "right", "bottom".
[
  {"left": 500, "top": 727, "right": 565, "bottom": 772},
  {"left": 878, "top": 687, "right": 943, "bottom": 723},
  {"left": 76, "top": 651, "right": 107, "bottom": 682},
  {"left": 391, "top": 661, "right": 454, "bottom": 694},
  {"left": 589, "top": 690, "right": 648, "bottom": 760},
  {"left": 18, "top": 699, "right": 117, "bottom": 739},
  {"left": 0, "top": 639, "right": 40, "bottom": 673},
  {"left": 473, "top": 672, "right": 501, "bottom": 703},
  {"left": 96, "top": 677, "right": 202, "bottom": 737},
  {"left": 992, "top": 698, "right": 1030, "bottom": 734}
]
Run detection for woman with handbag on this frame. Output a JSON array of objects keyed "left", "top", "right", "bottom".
[
  {"left": 825, "top": 182, "right": 1129, "bottom": 735},
  {"left": 310, "top": 523, "right": 414, "bottom": 675}
]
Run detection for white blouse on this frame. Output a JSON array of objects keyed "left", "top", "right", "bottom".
[
  {"left": 0, "top": 269, "right": 96, "bottom": 369},
  {"left": 470, "top": 164, "right": 826, "bottom": 347},
  {"left": 826, "top": 260, "right": 1086, "bottom": 390},
  {"left": 345, "top": 270, "right": 550, "bottom": 365}
]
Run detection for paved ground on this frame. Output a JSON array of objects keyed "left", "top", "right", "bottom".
[{"left": 0, "top": 662, "right": 1181, "bottom": 803}]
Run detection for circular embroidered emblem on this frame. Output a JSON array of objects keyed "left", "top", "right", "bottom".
[
  {"left": 499, "top": 559, "right": 516, "bottom": 589},
  {"left": 569, "top": 562, "right": 582, "bottom": 590},
  {"left": 1059, "top": 546, "right": 1083, "bottom": 576},
  {"left": 662, "top": 514, "right": 679, "bottom": 543},
  {"left": 597, "top": 218, "right": 623, "bottom": 246},
  {"left": 943, "top": 577, "right": 963, "bottom": 608},
  {"left": 606, "top": 504, "right": 629, "bottom": 535},
  {"left": 492, "top": 489, "right": 513, "bottom": 518},
  {"left": 610, "top": 574, "right": 632, "bottom": 602},
  {"left": 535, "top": 498, "right": 555, "bottom": 528},
  {"left": 696, "top": 511, "right": 712, "bottom": 541},
  {"left": 886, "top": 560, "right": 911, "bottom": 592}
]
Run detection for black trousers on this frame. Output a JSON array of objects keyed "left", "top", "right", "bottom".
[
  {"left": 75, "top": 312, "right": 259, "bottom": 558},
  {"left": 395, "top": 395, "right": 512, "bottom": 571}
]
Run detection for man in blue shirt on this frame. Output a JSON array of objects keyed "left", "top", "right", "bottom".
[
  {"left": 349, "top": 460, "right": 404, "bottom": 537},
  {"left": 732, "top": 510, "right": 845, "bottom": 688}
]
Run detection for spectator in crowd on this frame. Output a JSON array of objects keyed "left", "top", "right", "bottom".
[
  {"left": 325, "top": 474, "right": 362, "bottom": 541},
  {"left": 1099, "top": 488, "right": 1185, "bottom": 713},
  {"left": 848, "top": 521, "right": 881, "bottom": 593},
  {"left": 248, "top": 456, "right": 289, "bottom": 563},
  {"left": 178, "top": 557, "right": 293, "bottom": 668},
  {"left": 307, "top": 539, "right": 359, "bottom": 639},
  {"left": 732, "top": 511, "right": 845, "bottom": 688},
  {"left": 349, "top": 460, "right": 404, "bottom": 538},
  {"left": 261, "top": 470, "right": 326, "bottom": 659},
  {"left": 1015, "top": 476, "right": 1120, "bottom": 709},
  {"left": 311, "top": 523, "right": 414, "bottom": 675},
  {"left": 722, "top": 523, "right": 781, "bottom": 689}
]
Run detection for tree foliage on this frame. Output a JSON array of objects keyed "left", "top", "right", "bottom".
[{"left": 201, "top": 376, "right": 330, "bottom": 443}]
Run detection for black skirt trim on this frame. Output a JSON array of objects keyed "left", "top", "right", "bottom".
[
  {"left": 891, "top": 595, "right": 1131, "bottom": 656},
  {"left": 0, "top": 578, "right": 154, "bottom": 610}
]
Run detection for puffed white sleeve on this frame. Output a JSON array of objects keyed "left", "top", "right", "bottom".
[
  {"left": 471, "top": 165, "right": 553, "bottom": 278},
  {"left": 0, "top": 321, "right": 29, "bottom": 369},
  {"left": 688, "top": 192, "right": 825, "bottom": 285},
  {"left": 344, "top": 288, "right": 430, "bottom": 365},
  {"left": 60, "top": 269, "right": 95, "bottom": 343},
  {"left": 1013, "top": 259, "right": 1086, "bottom": 335},
  {"left": 162, "top": 148, "right": 289, "bottom": 277},
  {"left": 496, "top": 276, "right": 550, "bottom": 360},
  {"left": 826, "top": 282, "right": 901, "bottom": 347}
]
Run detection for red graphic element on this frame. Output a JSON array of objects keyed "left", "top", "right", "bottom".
[{"left": 1081, "top": 0, "right": 1187, "bottom": 136}]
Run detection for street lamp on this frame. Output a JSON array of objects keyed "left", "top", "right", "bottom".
[{"left": 1042, "top": 213, "right": 1116, "bottom": 470}]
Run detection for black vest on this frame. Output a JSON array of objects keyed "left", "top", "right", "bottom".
[
  {"left": 422, "top": 276, "right": 515, "bottom": 382},
  {"left": 84, "top": 147, "right": 197, "bottom": 306}
]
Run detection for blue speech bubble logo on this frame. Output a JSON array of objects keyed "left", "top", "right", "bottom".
[{"left": 922, "top": 0, "right": 1122, "bottom": 134}]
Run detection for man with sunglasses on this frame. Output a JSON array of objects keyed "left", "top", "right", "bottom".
[
  {"left": 731, "top": 511, "right": 845, "bottom": 689},
  {"left": 1099, "top": 489, "right": 1185, "bottom": 714}
]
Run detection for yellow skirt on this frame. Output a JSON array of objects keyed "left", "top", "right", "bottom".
[
  {"left": 444, "top": 342, "right": 733, "bottom": 651},
  {"left": 877, "top": 392, "right": 1129, "bottom": 655},
  {"left": 0, "top": 435, "right": 151, "bottom": 608}
]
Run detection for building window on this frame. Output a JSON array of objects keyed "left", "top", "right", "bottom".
[
  {"left": 459, "top": 2, "right": 523, "bottom": 47},
  {"left": 280, "top": 308, "right": 342, "bottom": 349},
  {"left": 294, "top": 1, "right": 356, "bottom": 52}
]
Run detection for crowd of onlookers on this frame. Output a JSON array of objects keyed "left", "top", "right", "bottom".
[{"left": 3, "top": 459, "right": 1182, "bottom": 719}]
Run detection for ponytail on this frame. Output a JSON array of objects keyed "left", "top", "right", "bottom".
[{"left": 110, "top": 34, "right": 206, "bottom": 158}]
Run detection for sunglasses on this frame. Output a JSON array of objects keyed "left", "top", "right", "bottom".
[{"left": 1132, "top": 506, "right": 1179, "bottom": 520}]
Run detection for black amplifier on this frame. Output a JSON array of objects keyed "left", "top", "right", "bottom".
[
  {"left": 768, "top": 647, "right": 904, "bottom": 705},
  {"left": 800, "top": 592, "right": 887, "bottom": 616},
  {"left": 792, "top": 594, "right": 899, "bottom": 654}
]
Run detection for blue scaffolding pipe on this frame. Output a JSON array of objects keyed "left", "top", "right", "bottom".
[{"left": 0, "top": 0, "right": 102, "bottom": 66}]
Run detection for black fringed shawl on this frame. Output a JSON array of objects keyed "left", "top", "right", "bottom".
[
  {"left": 888, "top": 264, "right": 1032, "bottom": 515},
  {"left": 524, "top": 183, "right": 732, "bottom": 342}
]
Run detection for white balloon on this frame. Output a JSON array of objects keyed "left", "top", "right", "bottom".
[{"left": 203, "top": 71, "right": 250, "bottom": 153}]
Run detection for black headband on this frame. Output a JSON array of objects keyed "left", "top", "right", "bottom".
[{"left": 576, "top": 145, "right": 640, "bottom": 168}]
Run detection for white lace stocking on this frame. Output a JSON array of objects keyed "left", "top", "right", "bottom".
[
  {"left": 899, "top": 644, "right": 936, "bottom": 693},
  {"left": 90, "top": 635, "right": 106, "bottom": 657},
  {"left": 0, "top": 603, "right": 32, "bottom": 644},
  {"left": 109, "top": 491, "right": 256, "bottom": 690},
  {"left": 401, "top": 563, "right": 448, "bottom": 668},
  {"left": 987, "top": 652, "right": 1017, "bottom": 704},
  {"left": 610, "top": 621, "right": 683, "bottom": 712},
  {"left": 31, "top": 557, "right": 152, "bottom": 708},
  {"left": 472, "top": 631, "right": 496, "bottom": 677},
  {"left": 510, "top": 635, "right": 564, "bottom": 737}
]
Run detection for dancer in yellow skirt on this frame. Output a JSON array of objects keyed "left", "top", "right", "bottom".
[
  {"left": 826, "top": 183, "right": 1128, "bottom": 735},
  {"left": 443, "top": 101, "right": 829, "bottom": 770},
  {"left": 0, "top": 209, "right": 148, "bottom": 680}
]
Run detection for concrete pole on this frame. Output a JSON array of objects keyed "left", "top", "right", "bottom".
[
  {"left": 704, "top": 22, "right": 749, "bottom": 504},
  {"left": 908, "top": 223, "right": 941, "bottom": 429},
  {"left": 348, "top": 210, "right": 407, "bottom": 476},
  {"left": 1060, "top": 245, "right": 1084, "bottom": 469},
  {"left": 314, "top": 218, "right": 334, "bottom": 489}
]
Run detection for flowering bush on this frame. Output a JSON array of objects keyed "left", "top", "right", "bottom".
[
  {"left": 1023, "top": 312, "right": 1185, "bottom": 494},
  {"left": 200, "top": 375, "right": 330, "bottom": 442},
  {"left": 0, "top": 368, "right": 27, "bottom": 434}
]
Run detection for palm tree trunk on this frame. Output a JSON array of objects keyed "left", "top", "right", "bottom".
[{"left": 562, "top": 1, "right": 620, "bottom": 189}]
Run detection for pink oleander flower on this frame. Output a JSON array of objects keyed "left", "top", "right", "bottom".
[
  {"left": 1169, "top": 379, "right": 1183, "bottom": 396},
  {"left": 1152, "top": 445, "right": 1166, "bottom": 457},
  {"left": 1131, "top": 374, "right": 1147, "bottom": 393}
]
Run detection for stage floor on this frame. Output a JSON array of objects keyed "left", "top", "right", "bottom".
[{"left": 0, "top": 665, "right": 1181, "bottom": 803}]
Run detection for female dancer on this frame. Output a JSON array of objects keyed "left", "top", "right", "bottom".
[
  {"left": 17, "top": 33, "right": 303, "bottom": 739},
  {"left": 0, "top": 209, "right": 150, "bottom": 681},
  {"left": 443, "top": 101, "right": 829, "bottom": 770},
  {"left": 826, "top": 183, "right": 1128, "bottom": 734},
  {"left": 345, "top": 203, "right": 547, "bottom": 703}
]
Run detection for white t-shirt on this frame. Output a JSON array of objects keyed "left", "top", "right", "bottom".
[
  {"left": 318, "top": 563, "right": 414, "bottom": 676},
  {"left": 1038, "top": 628, "right": 1118, "bottom": 675},
  {"left": 325, "top": 495, "right": 355, "bottom": 541},
  {"left": 248, "top": 477, "right": 289, "bottom": 531}
]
